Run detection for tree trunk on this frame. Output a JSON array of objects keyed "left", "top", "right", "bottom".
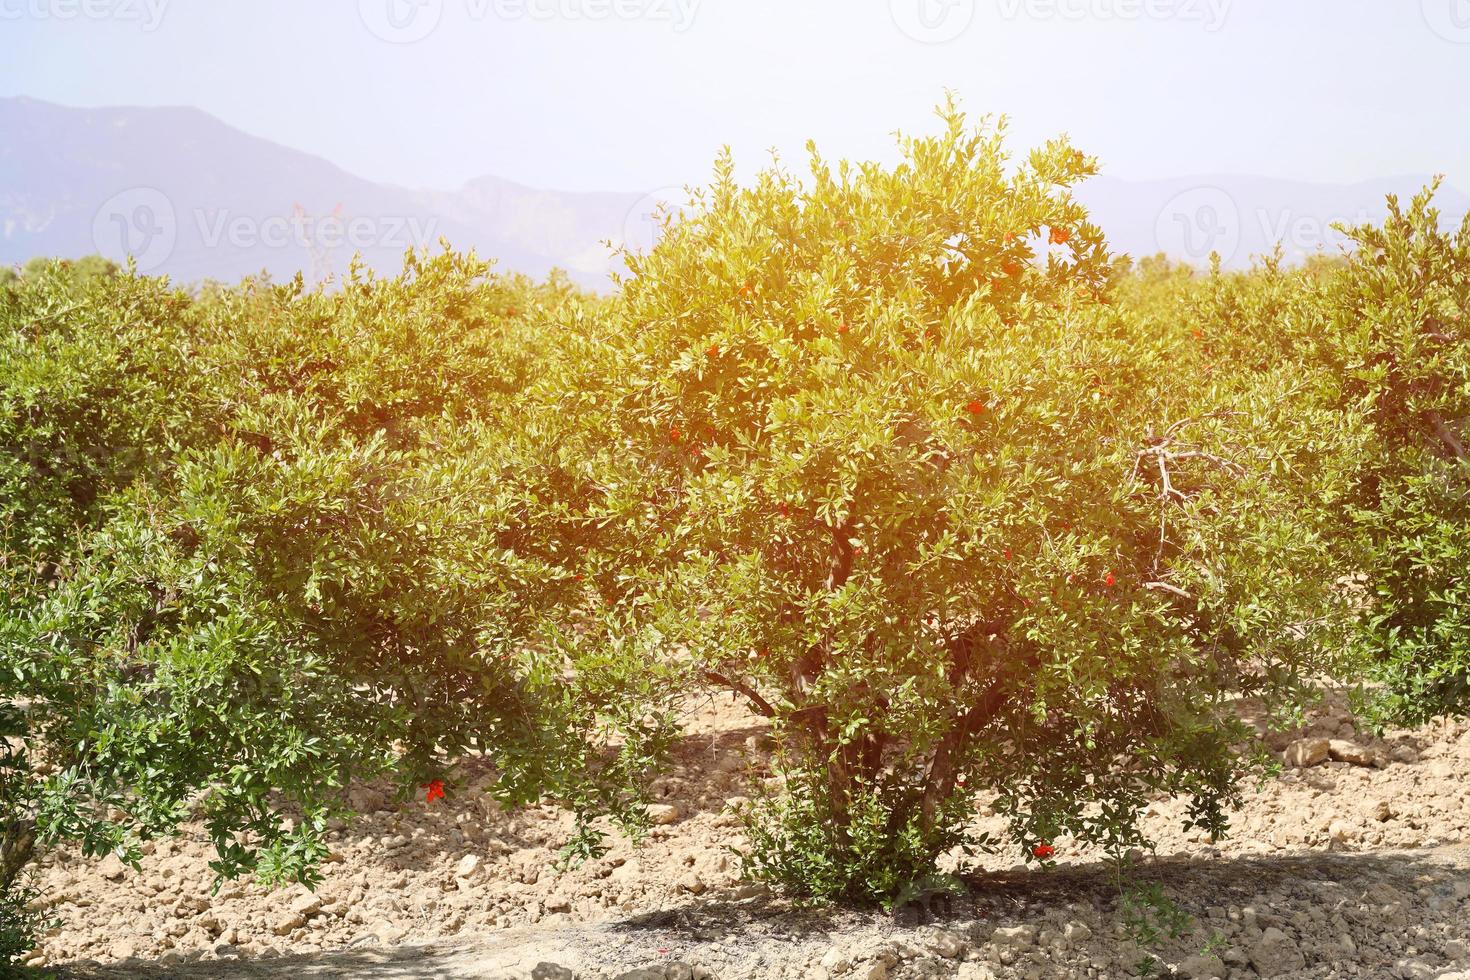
[{"left": 1, "top": 818, "right": 36, "bottom": 892}]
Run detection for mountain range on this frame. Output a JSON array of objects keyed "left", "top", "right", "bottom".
[{"left": 3, "top": 96, "right": 1466, "bottom": 290}]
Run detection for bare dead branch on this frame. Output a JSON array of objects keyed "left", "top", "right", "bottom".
[
  {"left": 1144, "top": 581, "right": 1195, "bottom": 600},
  {"left": 1170, "top": 449, "right": 1247, "bottom": 476},
  {"left": 1163, "top": 409, "right": 1244, "bottom": 440}
]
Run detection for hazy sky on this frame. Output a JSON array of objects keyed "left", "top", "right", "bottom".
[{"left": 3, "top": 0, "right": 1469, "bottom": 196}]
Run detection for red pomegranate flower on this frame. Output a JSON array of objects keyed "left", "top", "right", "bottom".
[
  {"left": 965, "top": 400, "right": 986, "bottom": 416},
  {"left": 1104, "top": 571, "right": 1116, "bottom": 587},
  {"left": 424, "top": 780, "right": 445, "bottom": 803},
  {"left": 837, "top": 321, "right": 849, "bottom": 335},
  {"left": 1033, "top": 843, "right": 1055, "bottom": 859},
  {"left": 738, "top": 282, "right": 753, "bottom": 297},
  {"left": 669, "top": 427, "right": 682, "bottom": 444},
  {"left": 1003, "top": 260, "right": 1022, "bottom": 276},
  {"left": 1003, "top": 548, "right": 1012, "bottom": 561},
  {"left": 1049, "top": 227, "right": 1071, "bottom": 246},
  {"left": 707, "top": 344, "right": 720, "bottom": 357}
]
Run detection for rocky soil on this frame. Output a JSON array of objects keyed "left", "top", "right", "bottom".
[{"left": 28, "top": 690, "right": 1470, "bottom": 979}]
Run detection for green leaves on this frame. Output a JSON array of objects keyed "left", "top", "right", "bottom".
[
  {"left": 0, "top": 251, "right": 648, "bottom": 957},
  {"left": 590, "top": 102, "right": 1362, "bottom": 901},
  {"left": 1, "top": 113, "right": 1466, "bottom": 941},
  {"left": 1309, "top": 185, "right": 1470, "bottom": 723}
]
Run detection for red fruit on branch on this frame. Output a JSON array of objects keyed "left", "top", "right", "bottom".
[{"left": 837, "top": 321, "right": 849, "bottom": 335}]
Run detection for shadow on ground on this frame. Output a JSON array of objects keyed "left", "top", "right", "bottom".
[{"left": 57, "top": 843, "right": 1470, "bottom": 979}]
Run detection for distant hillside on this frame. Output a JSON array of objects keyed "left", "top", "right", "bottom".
[
  {"left": 2, "top": 97, "right": 1466, "bottom": 288},
  {"left": 0, "top": 96, "right": 641, "bottom": 288}
]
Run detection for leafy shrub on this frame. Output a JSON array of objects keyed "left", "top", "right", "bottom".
[
  {"left": 2, "top": 106, "right": 1466, "bottom": 960},
  {"left": 597, "top": 101, "right": 1361, "bottom": 901},
  {"left": 0, "top": 260, "right": 205, "bottom": 571},
  {"left": 1313, "top": 185, "right": 1470, "bottom": 724},
  {"left": 0, "top": 252, "right": 672, "bottom": 962},
  {"left": 1105, "top": 193, "right": 1470, "bottom": 728}
]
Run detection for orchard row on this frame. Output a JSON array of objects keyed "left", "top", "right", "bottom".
[{"left": 1, "top": 101, "right": 1466, "bottom": 962}]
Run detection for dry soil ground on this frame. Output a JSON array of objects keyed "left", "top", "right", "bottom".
[{"left": 27, "top": 690, "right": 1470, "bottom": 979}]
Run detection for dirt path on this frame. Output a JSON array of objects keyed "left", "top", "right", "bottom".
[
  {"left": 31, "top": 693, "right": 1470, "bottom": 979},
  {"left": 59, "top": 844, "right": 1470, "bottom": 979}
]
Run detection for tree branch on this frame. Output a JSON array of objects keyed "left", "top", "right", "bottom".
[
  {"left": 1427, "top": 411, "right": 1468, "bottom": 462},
  {"left": 917, "top": 676, "right": 1013, "bottom": 831},
  {"left": 702, "top": 670, "right": 776, "bottom": 718},
  {"left": 1143, "top": 581, "right": 1195, "bottom": 600}
]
